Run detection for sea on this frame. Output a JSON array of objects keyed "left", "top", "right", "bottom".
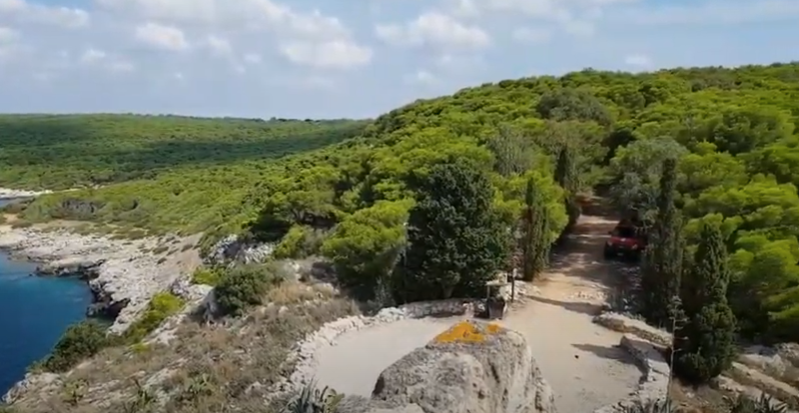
[{"left": 0, "top": 199, "right": 94, "bottom": 395}]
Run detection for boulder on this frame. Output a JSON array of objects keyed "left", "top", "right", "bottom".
[{"left": 336, "top": 321, "right": 557, "bottom": 413}]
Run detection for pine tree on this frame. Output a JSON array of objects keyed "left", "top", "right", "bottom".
[
  {"left": 521, "top": 177, "right": 550, "bottom": 281},
  {"left": 640, "top": 158, "right": 683, "bottom": 326},
  {"left": 673, "top": 221, "right": 737, "bottom": 384},
  {"left": 396, "top": 160, "right": 511, "bottom": 301}
]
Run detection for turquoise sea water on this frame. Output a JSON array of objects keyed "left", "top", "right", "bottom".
[{"left": 0, "top": 200, "right": 93, "bottom": 395}]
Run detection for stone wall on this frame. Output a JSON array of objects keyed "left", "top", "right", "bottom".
[
  {"left": 270, "top": 298, "right": 477, "bottom": 401},
  {"left": 591, "top": 312, "right": 672, "bottom": 412}
]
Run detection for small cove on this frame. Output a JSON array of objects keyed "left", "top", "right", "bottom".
[{"left": 0, "top": 199, "right": 93, "bottom": 395}]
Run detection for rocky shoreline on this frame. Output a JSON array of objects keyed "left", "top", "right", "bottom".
[
  {"left": 0, "top": 188, "right": 52, "bottom": 199},
  {"left": 0, "top": 223, "right": 203, "bottom": 333}
]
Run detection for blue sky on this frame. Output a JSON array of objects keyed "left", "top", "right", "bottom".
[{"left": 0, "top": 0, "right": 798, "bottom": 119}]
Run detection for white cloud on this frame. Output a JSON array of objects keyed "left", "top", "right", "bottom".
[
  {"left": 376, "top": 11, "right": 490, "bottom": 50},
  {"left": 134, "top": 22, "right": 189, "bottom": 51},
  {"left": 1, "top": 0, "right": 798, "bottom": 117},
  {"left": 279, "top": 40, "right": 372, "bottom": 69}
]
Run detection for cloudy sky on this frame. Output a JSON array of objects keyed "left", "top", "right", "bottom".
[{"left": 0, "top": 0, "right": 797, "bottom": 119}]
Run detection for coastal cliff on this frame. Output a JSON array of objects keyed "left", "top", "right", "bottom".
[{"left": 0, "top": 222, "right": 203, "bottom": 333}]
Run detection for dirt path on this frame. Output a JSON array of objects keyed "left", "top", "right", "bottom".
[
  {"left": 314, "top": 208, "right": 642, "bottom": 412},
  {"left": 497, "top": 213, "right": 642, "bottom": 412}
]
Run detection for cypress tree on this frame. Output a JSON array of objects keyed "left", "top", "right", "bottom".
[
  {"left": 554, "top": 145, "right": 581, "bottom": 230},
  {"left": 640, "top": 158, "right": 683, "bottom": 327},
  {"left": 521, "top": 177, "right": 550, "bottom": 281},
  {"left": 673, "top": 221, "right": 737, "bottom": 384}
]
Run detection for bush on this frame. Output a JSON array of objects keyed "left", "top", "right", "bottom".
[
  {"left": 283, "top": 382, "right": 343, "bottom": 413},
  {"left": 726, "top": 394, "right": 790, "bottom": 413},
  {"left": 272, "top": 225, "right": 326, "bottom": 259},
  {"left": 191, "top": 266, "right": 225, "bottom": 286},
  {"left": 120, "top": 292, "right": 185, "bottom": 344},
  {"left": 215, "top": 264, "right": 286, "bottom": 316},
  {"left": 43, "top": 320, "right": 108, "bottom": 372}
]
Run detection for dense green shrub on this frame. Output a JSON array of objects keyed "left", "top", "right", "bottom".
[
  {"left": 191, "top": 266, "right": 225, "bottom": 286},
  {"left": 215, "top": 264, "right": 285, "bottom": 316},
  {"left": 674, "top": 221, "right": 737, "bottom": 383},
  {"left": 43, "top": 320, "right": 108, "bottom": 372},
  {"left": 321, "top": 200, "right": 410, "bottom": 298},
  {"left": 392, "top": 160, "right": 511, "bottom": 302},
  {"left": 272, "top": 225, "right": 326, "bottom": 259},
  {"left": 120, "top": 292, "right": 185, "bottom": 344}
]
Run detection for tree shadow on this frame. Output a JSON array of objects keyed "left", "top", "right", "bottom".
[
  {"left": 571, "top": 342, "right": 643, "bottom": 371},
  {"left": 527, "top": 294, "right": 606, "bottom": 316}
]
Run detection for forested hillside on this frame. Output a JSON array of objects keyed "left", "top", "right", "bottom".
[
  {"left": 0, "top": 115, "right": 368, "bottom": 236},
  {"left": 6, "top": 62, "right": 799, "bottom": 346}
]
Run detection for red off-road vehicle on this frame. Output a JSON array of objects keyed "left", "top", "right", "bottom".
[{"left": 603, "top": 219, "right": 647, "bottom": 260}]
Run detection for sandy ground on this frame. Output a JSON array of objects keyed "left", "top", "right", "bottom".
[{"left": 314, "top": 211, "right": 643, "bottom": 412}]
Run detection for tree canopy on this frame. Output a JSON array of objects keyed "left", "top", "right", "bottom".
[{"left": 5, "top": 62, "right": 799, "bottom": 341}]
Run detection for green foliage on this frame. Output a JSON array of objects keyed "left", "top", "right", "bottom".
[
  {"left": 120, "top": 292, "right": 185, "bottom": 344},
  {"left": 521, "top": 177, "right": 550, "bottom": 281},
  {"left": 191, "top": 266, "right": 225, "bottom": 286},
  {"left": 43, "top": 320, "right": 108, "bottom": 372},
  {"left": 6, "top": 63, "right": 799, "bottom": 338},
  {"left": 272, "top": 225, "right": 326, "bottom": 259},
  {"left": 320, "top": 200, "right": 410, "bottom": 298},
  {"left": 215, "top": 264, "right": 286, "bottom": 316},
  {"left": 640, "top": 158, "right": 683, "bottom": 327},
  {"left": 4, "top": 115, "right": 366, "bottom": 242},
  {"left": 283, "top": 382, "right": 342, "bottom": 413},
  {"left": 555, "top": 144, "right": 581, "bottom": 229},
  {"left": 393, "top": 160, "right": 511, "bottom": 302},
  {"left": 674, "top": 222, "right": 737, "bottom": 384},
  {"left": 726, "top": 394, "right": 790, "bottom": 413},
  {"left": 620, "top": 398, "right": 676, "bottom": 413}
]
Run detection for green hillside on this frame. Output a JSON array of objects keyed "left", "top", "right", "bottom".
[
  {"left": 0, "top": 114, "right": 368, "bottom": 189},
  {"left": 7, "top": 63, "right": 799, "bottom": 342},
  {"left": 0, "top": 115, "right": 368, "bottom": 237}
]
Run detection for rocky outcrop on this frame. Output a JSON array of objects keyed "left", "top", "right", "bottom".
[
  {"left": 334, "top": 321, "right": 557, "bottom": 413},
  {"left": 0, "top": 225, "right": 202, "bottom": 333},
  {"left": 205, "top": 234, "right": 274, "bottom": 266}
]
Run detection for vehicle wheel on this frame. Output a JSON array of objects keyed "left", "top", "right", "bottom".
[{"left": 603, "top": 246, "right": 614, "bottom": 260}]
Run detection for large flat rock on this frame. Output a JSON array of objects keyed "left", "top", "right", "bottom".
[{"left": 336, "top": 320, "right": 557, "bottom": 413}]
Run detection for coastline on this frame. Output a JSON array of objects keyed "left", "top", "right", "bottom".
[
  {"left": 0, "top": 189, "right": 52, "bottom": 199},
  {"left": 0, "top": 222, "right": 204, "bottom": 334}
]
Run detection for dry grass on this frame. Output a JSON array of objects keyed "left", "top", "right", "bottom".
[{"left": 11, "top": 281, "right": 360, "bottom": 413}]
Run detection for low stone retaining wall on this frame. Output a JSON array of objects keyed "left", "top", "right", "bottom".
[
  {"left": 593, "top": 312, "right": 672, "bottom": 347},
  {"left": 269, "top": 298, "right": 476, "bottom": 401},
  {"left": 592, "top": 313, "right": 672, "bottom": 413}
]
